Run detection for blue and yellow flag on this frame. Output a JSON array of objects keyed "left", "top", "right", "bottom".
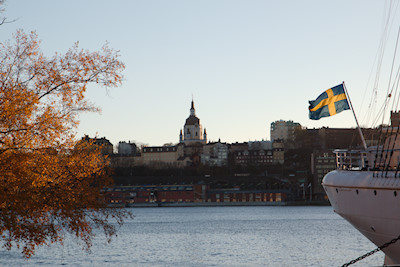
[{"left": 309, "top": 83, "right": 350, "bottom": 120}]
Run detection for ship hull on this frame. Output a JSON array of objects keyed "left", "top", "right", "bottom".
[{"left": 322, "top": 170, "right": 400, "bottom": 264}]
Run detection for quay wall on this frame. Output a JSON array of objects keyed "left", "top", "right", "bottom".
[{"left": 123, "top": 200, "right": 329, "bottom": 208}]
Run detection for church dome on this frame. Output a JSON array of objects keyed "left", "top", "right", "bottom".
[{"left": 185, "top": 115, "right": 200, "bottom": 126}]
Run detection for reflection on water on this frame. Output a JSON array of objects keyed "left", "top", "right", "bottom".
[{"left": 0, "top": 206, "right": 383, "bottom": 266}]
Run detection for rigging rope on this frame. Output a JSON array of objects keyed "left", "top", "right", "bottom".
[
  {"left": 388, "top": 25, "right": 400, "bottom": 112},
  {"left": 368, "top": 0, "right": 400, "bottom": 130},
  {"left": 377, "top": 25, "right": 400, "bottom": 176},
  {"left": 374, "top": 3, "right": 400, "bottom": 175}
]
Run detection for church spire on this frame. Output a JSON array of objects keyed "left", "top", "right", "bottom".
[
  {"left": 190, "top": 99, "right": 195, "bottom": 116},
  {"left": 179, "top": 129, "right": 183, "bottom": 143}
]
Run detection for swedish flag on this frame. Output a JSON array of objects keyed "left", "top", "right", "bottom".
[{"left": 309, "top": 84, "right": 350, "bottom": 120}]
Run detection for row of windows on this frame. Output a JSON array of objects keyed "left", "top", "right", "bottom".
[
  {"left": 160, "top": 199, "right": 193, "bottom": 202},
  {"left": 144, "top": 147, "right": 176, "bottom": 152},
  {"left": 145, "top": 157, "right": 174, "bottom": 160},
  {"left": 317, "top": 159, "right": 335, "bottom": 163},
  {"left": 110, "top": 187, "right": 193, "bottom": 192},
  {"left": 214, "top": 193, "right": 282, "bottom": 202},
  {"left": 237, "top": 151, "right": 273, "bottom": 156},
  {"left": 236, "top": 159, "right": 273, "bottom": 163},
  {"left": 236, "top": 155, "right": 273, "bottom": 159}
]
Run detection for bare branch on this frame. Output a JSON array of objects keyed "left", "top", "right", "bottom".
[{"left": 0, "top": 1, "right": 17, "bottom": 26}]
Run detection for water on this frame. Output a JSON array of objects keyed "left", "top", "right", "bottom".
[{"left": 0, "top": 206, "right": 384, "bottom": 266}]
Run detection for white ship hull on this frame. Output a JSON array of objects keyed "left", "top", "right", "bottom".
[{"left": 322, "top": 170, "right": 400, "bottom": 264}]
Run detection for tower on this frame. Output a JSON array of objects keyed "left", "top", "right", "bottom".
[{"left": 179, "top": 100, "right": 207, "bottom": 145}]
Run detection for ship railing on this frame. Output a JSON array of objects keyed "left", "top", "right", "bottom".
[
  {"left": 334, "top": 149, "right": 369, "bottom": 171},
  {"left": 334, "top": 147, "right": 400, "bottom": 172}
]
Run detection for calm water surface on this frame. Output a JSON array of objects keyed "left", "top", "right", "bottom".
[{"left": 0, "top": 206, "right": 384, "bottom": 266}]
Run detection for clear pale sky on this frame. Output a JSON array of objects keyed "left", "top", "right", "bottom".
[{"left": 2, "top": 1, "right": 400, "bottom": 147}]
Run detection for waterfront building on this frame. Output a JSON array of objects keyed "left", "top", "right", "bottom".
[
  {"left": 104, "top": 184, "right": 209, "bottom": 205},
  {"left": 231, "top": 141, "right": 274, "bottom": 167},
  {"left": 272, "top": 139, "right": 284, "bottom": 164},
  {"left": 311, "top": 150, "right": 336, "bottom": 200},
  {"left": 117, "top": 141, "right": 137, "bottom": 156},
  {"left": 112, "top": 141, "right": 139, "bottom": 168},
  {"left": 251, "top": 149, "right": 274, "bottom": 166},
  {"left": 80, "top": 135, "right": 113, "bottom": 155},
  {"left": 233, "top": 147, "right": 273, "bottom": 167},
  {"left": 182, "top": 142, "right": 203, "bottom": 165},
  {"left": 201, "top": 140, "right": 229, "bottom": 166},
  {"left": 270, "top": 120, "right": 301, "bottom": 143},
  {"left": 179, "top": 100, "right": 207, "bottom": 145},
  {"left": 141, "top": 144, "right": 187, "bottom": 168},
  {"left": 229, "top": 142, "right": 249, "bottom": 153},
  {"left": 248, "top": 140, "right": 272, "bottom": 150},
  {"left": 104, "top": 184, "right": 287, "bottom": 205},
  {"left": 233, "top": 149, "right": 250, "bottom": 166}
]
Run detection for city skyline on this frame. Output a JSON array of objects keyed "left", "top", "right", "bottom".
[{"left": 2, "top": 1, "right": 400, "bottom": 146}]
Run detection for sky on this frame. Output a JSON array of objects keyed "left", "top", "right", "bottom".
[{"left": 2, "top": 1, "right": 400, "bottom": 147}]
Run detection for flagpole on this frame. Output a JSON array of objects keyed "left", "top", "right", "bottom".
[{"left": 343, "top": 81, "right": 367, "bottom": 150}]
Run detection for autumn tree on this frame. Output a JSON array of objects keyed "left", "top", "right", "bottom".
[{"left": 0, "top": 30, "right": 130, "bottom": 258}]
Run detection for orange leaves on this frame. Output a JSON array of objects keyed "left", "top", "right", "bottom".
[
  {"left": 1, "top": 30, "right": 125, "bottom": 152},
  {"left": 0, "top": 30, "right": 130, "bottom": 258}
]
